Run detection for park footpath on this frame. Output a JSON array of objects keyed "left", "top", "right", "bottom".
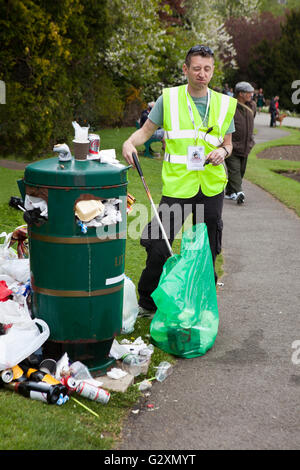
[{"left": 118, "top": 115, "right": 300, "bottom": 450}]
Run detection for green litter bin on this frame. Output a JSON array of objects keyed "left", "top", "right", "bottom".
[{"left": 21, "top": 156, "right": 130, "bottom": 374}]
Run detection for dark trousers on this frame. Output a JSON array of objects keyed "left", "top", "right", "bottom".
[
  {"left": 225, "top": 153, "right": 248, "bottom": 195},
  {"left": 138, "top": 188, "right": 224, "bottom": 310},
  {"left": 270, "top": 111, "right": 277, "bottom": 127}
]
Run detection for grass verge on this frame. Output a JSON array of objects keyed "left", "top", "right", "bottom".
[{"left": 246, "top": 126, "right": 300, "bottom": 216}]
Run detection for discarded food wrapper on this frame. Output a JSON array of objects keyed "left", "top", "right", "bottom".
[
  {"left": 75, "top": 200, "right": 105, "bottom": 222},
  {"left": 76, "top": 199, "right": 122, "bottom": 228},
  {"left": 99, "top": 149, "right": 118, "bottom": 164},
  {"left": 110, "top": 336, "right": 150, "bottom": 359},
  {"left": 107, "top": 368, "right": 128, "bottom": 379},
  {"left": 109, "top": 339, "right": 130, "bottom": 360},
  {"left": 127, "top": 193, "right": 136, "bottom": 214},
  {"left": 24, "top": 195, "right": 48, "bottom": 219},
  {"left": 55, "top": 352, "right": 70, "bottom": 379}
]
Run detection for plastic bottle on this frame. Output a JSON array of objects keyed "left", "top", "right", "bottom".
[
  {"left": 6, "top": 380, "right": 62, "bottom": 404},
  {"left": 24, "top": 367, "right": 68, "bottom": 397},
  {"left": 155, "top": 361, "right": 173, "bottom": 382}
]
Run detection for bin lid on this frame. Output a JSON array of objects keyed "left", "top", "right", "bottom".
[{"left": 24, "top": 157, "right": 129, "bottom": 188}]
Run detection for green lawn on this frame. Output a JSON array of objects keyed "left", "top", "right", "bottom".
[
  {"left": 246, "top": 126, "right": 300, "bottom": 216},
  {"left": 1, "top": 123, "right": 297, "bottom": 450}
]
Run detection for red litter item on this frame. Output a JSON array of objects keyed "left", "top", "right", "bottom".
[{"left": 0, "top": 281, "right": 13, "bottom": 301}]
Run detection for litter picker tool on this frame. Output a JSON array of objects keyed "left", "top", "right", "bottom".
[{"left": 132, "top": 153, "right": 173, "bottom": 257}]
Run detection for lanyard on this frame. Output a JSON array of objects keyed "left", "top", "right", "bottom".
[{"left": 185, "top": 85, "right": 211, "bottom": 144}]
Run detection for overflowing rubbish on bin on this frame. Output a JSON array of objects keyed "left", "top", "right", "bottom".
[
  {"left": 0, "top": 121, "right": 179, "bottom": 417},
  {"left": 0, "top": 225, "right": 173, "bottom": 415},
  {"left": 75, "top": 198, "right": 122, "bottom": 229}
]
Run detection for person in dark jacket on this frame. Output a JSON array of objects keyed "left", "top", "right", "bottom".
[
  {"left": 225, "top": 81, "right": 256, "bottom": 204},
  {"left": 269, "top": 96, "right": 279, "bottom": 127}
]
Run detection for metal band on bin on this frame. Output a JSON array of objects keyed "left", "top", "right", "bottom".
[
  {"left": 29, "top": 231, "right": 126, "bottom": 244},
  {"left": 32, "top": 283, "right": 123, "bottom": 297}
]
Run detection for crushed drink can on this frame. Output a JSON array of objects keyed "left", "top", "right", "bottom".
[
  {"left": 1, "top": 369, "right": 14, "bottom": 383},
  {"left": 60, "top": 376, "right": 78, "bottom": 392},
  {"left": 88, "top": 134, "right": 100, "bottom": 155},
  {"left": 76, "top": 381, "right": 110, "bottom": 404}
]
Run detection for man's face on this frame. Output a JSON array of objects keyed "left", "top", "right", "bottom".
[
  {"left": 183, "top": 55, "right": 214, "bottom": 92},
  {"left": 242, "top": 91, "right": 253, "bottom": 102}
]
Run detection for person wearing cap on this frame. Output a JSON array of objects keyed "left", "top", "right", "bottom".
[
  {"left": 122, "top": 45, "right": 237, "bottom": 317},
  {"left": 139, "top": 102, "right": 165, "bottom": 149},
  {"left": 224, "top": 81, "right": 256, "bottom": 204}
]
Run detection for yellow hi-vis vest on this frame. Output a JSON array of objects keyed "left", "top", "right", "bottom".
[{"left": 162, "top": 84, "right": 237, "bottom": 198}]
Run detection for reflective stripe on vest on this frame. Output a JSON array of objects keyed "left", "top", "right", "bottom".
[{"left": 162, "top": 85, "right": 237, "bottom": 198}]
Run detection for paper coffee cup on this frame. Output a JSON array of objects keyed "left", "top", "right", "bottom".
[{"left": 73, "top": 140, "right": 89, "bottom": 160}]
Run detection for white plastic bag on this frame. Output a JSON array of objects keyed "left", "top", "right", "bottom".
[
  {"left": 24, "top": 195, "right": 48, "bottom": 218},
  {"left": 0, "top": 232, "right": 18, "bottom": 268},
  {"left": 122, "top": 275, "right": 139, "bottom": 334},
  {"left": 0, "top": 299, "right": 50, "bottom": 370},
  {"left": 1, "top": 258, "right": 30, "bottom": 284}
]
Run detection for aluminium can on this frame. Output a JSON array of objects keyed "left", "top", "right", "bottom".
[
  {"left": 76, "top": 381, "right": 110, "bottom": 404},
  {"left": 88, "top": 134, "right": 100, "bottom": 155}
]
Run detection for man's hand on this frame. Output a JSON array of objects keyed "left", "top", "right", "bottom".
[
  {"left": 205, "top": 133, "right": 232, "bottom": 166},
  {"left": 205, "top": 147, "right": 227, "bottom": 166},
  {"left": 122, "top": 140, "right": 138, "bottom": 166},
  {"left": 122, "top": 119, "right": 159, "bottom": 167}
]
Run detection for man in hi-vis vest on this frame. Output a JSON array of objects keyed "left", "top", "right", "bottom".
[{"left": 123, "top": 45, "right": 237, "bottom": 317}]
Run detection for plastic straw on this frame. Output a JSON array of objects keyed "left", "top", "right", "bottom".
[{"left": 71, "top": 396, "right": 100, "bottom": 418}]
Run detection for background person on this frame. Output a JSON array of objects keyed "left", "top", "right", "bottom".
[
  {"left": 122, "top": 45, "right": 237, "bottom": 316},
  {"left": 140, "top": 101, "right": 165, "bottom": 149},
  {"left": 269, "top": 95, "right": 279, "bottom": 127},
  {"left": 256, "top": 88, "right": 265, "bottom": 112},
  {"left": 225, "top": 81, "right": 256, "bottom": 205}
]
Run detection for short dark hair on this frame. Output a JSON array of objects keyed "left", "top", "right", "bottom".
[{"left": 185, "top": 45, "right": 214, "bottom": 67}]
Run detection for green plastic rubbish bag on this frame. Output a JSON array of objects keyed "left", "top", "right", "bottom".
[{"left": 150, "top": 223, "right": 219, "bottom": 358}]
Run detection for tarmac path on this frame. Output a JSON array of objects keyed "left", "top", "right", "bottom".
[{"left": 118, "top": 116, "right": 300, "bottom": 450}]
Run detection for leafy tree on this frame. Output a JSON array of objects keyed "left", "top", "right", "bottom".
[
  {"left": 0, "top": 0, "right": 120, "bottom": 158},
  {"left": 223, "top": 11, "right": 283, "bottom": 84},
  {"left": 248, "top": 8, "right": 300, "bottom": 112}
]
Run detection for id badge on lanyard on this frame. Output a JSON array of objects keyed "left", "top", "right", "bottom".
[
  {"left": 187, "top": 146, "right": 205, "bottom": 170},
  {"left": 185, "top": 87, "right": 210, "bottom": 171}
]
